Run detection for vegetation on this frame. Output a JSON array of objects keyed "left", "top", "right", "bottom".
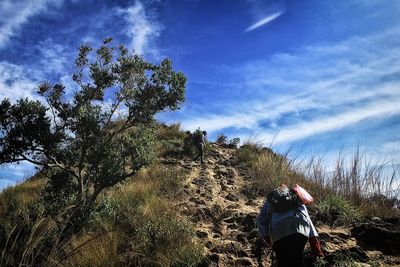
[
  {"left": 0, "top": 126, "right": 399, "bottom": 266},
  {"left": 0, "top": 157, "right": 205, "bottom": 266},
  {"left": 0, "top": 39, "right": 194, "bottom": 266},
  {"left": 237, "top": 141, "right": 399, "bottom": 225},
  {"left": 0, "top": 38, "right": 186, "bottom": 232},
  {"left": 216, "top": 133, "right": 240, "bottom": 148},
  {"left": 0, "top": 38, "right": 398, "bottom": 266},
  {"left": 156, "top": 124, "right": 210, "bottom": 158},
  {"left": 59, "top": 164, "right": 204, "bottom": 267}
]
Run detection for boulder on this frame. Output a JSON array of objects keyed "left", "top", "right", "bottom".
[{"left": 351, "top": 222, "right": 400, "bottom": 255}]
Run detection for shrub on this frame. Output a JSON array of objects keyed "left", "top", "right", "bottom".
[
  {"left": 216, "top": 134, "right": 240, "bottom": 149},
  {"left": 157, "top": 123, "right": 188, "bottom": 157},
  {"left": 216, "top": 134, "right": 228, "bottom": 144},
  {"left": 313, "top": 195, "right": 361, "bottom": 226},
  {"left": 61, "top": 229, "right": 121, "bottom": 267},
  {"left": 235, "top": 142, "right": 263, "bottom": 166},
  {"left": 229, "top": 137, "right": 240, "bottom": 148},
  {"left": 359, "top": 194, "right": 400, "bottom": 219},
  {"left": 41, "top": 170, "right": 77, "bottom": 216},
  {"left": 128, "top": 215, "right": 204, "bottom": 266}
]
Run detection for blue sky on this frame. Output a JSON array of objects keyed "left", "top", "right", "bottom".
[{"left": 0, "top": 0, "right": 399, "bottom": 189}]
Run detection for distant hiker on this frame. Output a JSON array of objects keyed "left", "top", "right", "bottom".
[
  {"left": 193, "top": 130, "right": 207, "bottom": 164},
  {"left": 257, "top": 184, "right": 324, "bottom": 267}
]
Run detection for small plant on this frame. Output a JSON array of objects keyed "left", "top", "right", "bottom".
[
  {"left": 130, "top": 215, "right": 204, "bottom": 266},
  {"left": 314, "top": 195, "right": 361, "bottom": 226},
  {"left": 157, "top": 123, "right": 187, "bottom": 157},
  {"left": 331, "top": 251, "right": 358, "bottom": 267},
  {"left": 216, "top": 133, "right": 228, "bottom": 144},
  {"left": 235, "top": 141, "right": 263, "bottom": 166},
  {"left": 216, "top": 134, "right": 240, "bottom": 148},
  {"left": 229, "top": 137, "right": 240, "bottom": 148}
]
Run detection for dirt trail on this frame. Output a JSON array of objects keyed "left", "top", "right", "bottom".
[
  {"left": 174, "top": 143, "right": 400, "bottom": 267},
  {"left": 178, "top": 143, "right": 267, "bottom": 266}
]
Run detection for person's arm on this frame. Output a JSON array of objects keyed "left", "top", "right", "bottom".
[
  {"left": 257, "top": 202, "right": 272, "bottom": 247},
  {"left": 303, "top": 206, "right": 324, "bottom": 257}
]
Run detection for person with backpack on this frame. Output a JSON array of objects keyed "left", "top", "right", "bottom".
[
  {"left": 257, "top": 184, "right": 324, "bottom": 266},
  {"left": 193, "top": 130, "right": 207, "bottom": 164}
]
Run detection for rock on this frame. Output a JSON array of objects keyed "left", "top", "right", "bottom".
[
  {"left": 226, "top": 193, "right": 240, "bottom": 202},
  {"left": 226, "top": 204, "right": 240, "bottom": 209},
  {"left": 236, "top": 234, "right": 247, "bottom": 243},
  {"left": 226, "top": 178, "right": 235, "bottom": 185},
  {"left": 351, "top": 223, "right": 400, "bottom": 255},
  {"left": 194, "top": 207, "right": 213, "bottom": 221},
  {"left": 208, "top": 253, "right": 220, "bottom": 263},
  {"left": 194, "top": 198, "right": 206, "bottom": 205},
  {"left": 210, "top": 242, "right": 249, "bottom": 258},
  {"left": 212, "top": 233, "right": 221, "bottom": 239},
  {"left": 242, "top": 213, "right": 258, "bottom": 233},
  {"left": 233, "top": 258, "right": 253, "bottom": 266},
  {"left": 227, "top": 222, "right": 239, "bottom": 229},
  {"left": 196, "top": 230, "right": 208, "bottom": 238},
  {"left": 372, "top": 217, "right": 381, "bottom": 222},
  {"left": 205, "top": 241, "right": 214, "bottom": 249},
  {"left": 212, "top": 225, "right": 223, "bottom": 236},
  {"left": 223, "top": 216, "right": 237, "bottom": 224},
  {"left": 220, "top": 183, "right": 229, "bottom": 191},
  {"left": 349, "top": 246, "right": 369, "bottom": 263}
]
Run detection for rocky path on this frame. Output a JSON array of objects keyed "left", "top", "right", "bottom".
[
  {"left": 178, "top": 143, "right": 268, "bottom": 266},
  {"left": 173, "top": 143, "right": 400, "bottom": 267}
]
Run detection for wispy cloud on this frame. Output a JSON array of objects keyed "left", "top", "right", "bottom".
[
  {"left": 116, "top": 1, "right": 162, "bottom": 57},
  {"left": 179, "top": 28, "right": 400, "bottom": 147},
  {"left": 0, "top": 0, "right": 63, "bottom": 48},
  {"left": 256, "top": 96, "right": 400, "bottom": 144},
  {"left": 245, "top": 11, "right": 284, "bottom": 32},
  {"left": 0, "top": 161, "right": 36, "bottom": 190},
  {"left": 37, "top": 38, "right": 70, "bottom": 75},
  {"left": 0, "top": 62, "right": 42, "bottom": 101}
]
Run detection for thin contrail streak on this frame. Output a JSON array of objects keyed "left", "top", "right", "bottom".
[{"left": 245, "top": 11, "right": 283, "bottom": 32}]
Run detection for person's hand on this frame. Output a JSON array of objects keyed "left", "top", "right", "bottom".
[
  {"left": 309, "top": 236, "right": 324, "bottom": 257},
  {"left": 263, "top": 235, "right": 272, "bottom": 248}
]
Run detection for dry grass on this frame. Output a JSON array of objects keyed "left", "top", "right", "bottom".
[
  {"left": 61, "top": 228, "right": 121, "bottom": 267},
  {"left": 61, "top": 164, "right": 204, "bottom": 266},
  {"left": 0, "top": 178, "right": 45, "bottom": 215},
  {"left": 241, "top": 141, "right": 399, "bottom": 222}
]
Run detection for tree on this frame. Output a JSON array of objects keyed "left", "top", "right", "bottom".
[{"left": 0, "top": 38, "right": 186, "bottom": 221}]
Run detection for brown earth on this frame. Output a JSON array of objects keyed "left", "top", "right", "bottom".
[{"left": 166, "top": 143, "right": 400, "bottom": 267}]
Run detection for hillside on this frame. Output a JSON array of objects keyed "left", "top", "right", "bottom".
[
  {"left": 165, "top": 143, "right": 400, "bottom": 266},
  {"left": 1, "top": 139, "right": 399, "bottom": 266}
]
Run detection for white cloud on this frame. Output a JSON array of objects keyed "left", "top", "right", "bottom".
[
  {"left": 0, "top": 0, "right": 63, "bottom": 48},
  {"left": 182, "top": 82, "right": 400, "bottom": 134},
  {"left": 256, "top": 97, "right": 400, "bottom": 144},
  {"left": 116, "top": 1, "right": 162, "bottom": 57},
  {"left": 0, "top": 162, "right": 36, "bottom": 190},
  {"left": 245, "top": 11, "right": 283, "bottom": 32},
  {"left": 38, "top": 38, "right": 70, "bottom": 75},
  {"left": 0, "top": 62, "right": 42, "bottom": 101}
]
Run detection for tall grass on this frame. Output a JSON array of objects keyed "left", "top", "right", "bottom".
[
  {"left": 0, "top": 161, "right": 204, "bottom": 266},
  {"left": 56, "top": 164, "right": 204, "bottom": 266},
  {"left": 239, "top": 142, "right": 399, "bottom": 223}
]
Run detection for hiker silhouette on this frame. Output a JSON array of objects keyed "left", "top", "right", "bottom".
[
  {"left": 193, "top": 130, "right": 207, "bottom": 164},
  {"left": 257, "top": 184, "right": 324, "bottom": 266}
]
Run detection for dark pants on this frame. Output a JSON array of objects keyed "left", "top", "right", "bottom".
[
  {"left": 194, "top": 144, "right": 204, "bottom": 164},
  {"left": 273, "top": 233, "right": 308, "bottom": 267}
]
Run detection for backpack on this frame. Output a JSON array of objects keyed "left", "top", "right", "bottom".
[{"left": 267, "top": 186, "right": 300, "bottom": 212}]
